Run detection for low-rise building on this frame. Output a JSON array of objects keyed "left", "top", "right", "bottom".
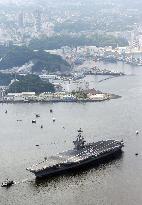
[
  {"left": 5, "top": 92, "right": 36, "bottom": 102},
  {"left": 87, "top": 93, "right": 108, "bottom": 101}
]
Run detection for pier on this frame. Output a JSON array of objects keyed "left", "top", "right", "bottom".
[{"left": 84, "top": 67, "right": 125, "bottom": 77}]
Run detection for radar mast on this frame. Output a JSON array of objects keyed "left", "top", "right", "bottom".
[{"left": 73, "top": 128, "right": 86, "bottom": 150}]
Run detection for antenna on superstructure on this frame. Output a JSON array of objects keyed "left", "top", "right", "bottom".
[
  {"left": 78, "top": 128, "right": 83, "bottom": 138},
  {"left": 73, "top": 128, "right": 86, "bottom": 150},
  {"left": 14, "top": 72, "right": 17, "bottom": 93}
]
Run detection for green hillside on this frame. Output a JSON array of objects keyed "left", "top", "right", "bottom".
[
  {"left": 8, "top": 74, "right": 55, "bottom": 93},
  {"left": 0, "top": 46, "right": 71, "bottom": 73}
]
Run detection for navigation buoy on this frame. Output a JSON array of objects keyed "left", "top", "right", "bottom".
[
  {"left": 52, "top": 118, "right": 56, "bottom": 122},
  {"left": 5, "top": 110, "right": 7, "bottom": 114},
  {"left": 41, "top": 125, "right": 43, "bottom": 129},
  {"left": 135, "top": 153, "right": 138, "bottom": 156},
  {"left": 50, "top": 109, "right": 53, "bottom": 113}
]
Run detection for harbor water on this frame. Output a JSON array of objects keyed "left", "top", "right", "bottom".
[{"left": 1, "top": 62, "right": 142, "bottom": 205}]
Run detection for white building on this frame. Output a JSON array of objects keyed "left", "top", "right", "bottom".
[
  {"left": 6, "top": 92, "right": 36, "bottom": 101},
  {"left": 39, "top": 74, "right": 58, "bottom": 82},
  {"left": 87, "top": 93, "right": 107, "bottom": 101}
]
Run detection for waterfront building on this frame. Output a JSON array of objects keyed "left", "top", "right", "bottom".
[
  {"left": 87, "top": 93, "right": 107, "bottom": 101},
  {"left": 39, "top": 92, "right": 62, "bottom": 101},
  {"left": 39, "top": 74, "right": 58, "bottom": 82},
  {"left": 0, "top": 87, "right": 6, "bottom": 99},
  {"left": 84, "top": 46, "right": 98, "bottom": 55},
  {"left": 5, "top": 92, "right": 36, "bottom": 102},
  {"left": 39, "top": 92, "right": 76, "bottom": 102}
]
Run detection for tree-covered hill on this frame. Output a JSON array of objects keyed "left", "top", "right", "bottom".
[
  {"left": 29, "top": 34, "right": 128, "bottom": 50},
  {"left": 32, "top": 50, "right": 70, "bottom": 73},
  {"left": 0, "top": 73, "right": 15, "bottom": 86},
  {"left": 0, "top": 46, "right": 71, "bottom": 72},
  {"left": 8, "top": 74, "right": 55, "bottom": 93},
  {"left": 0, "top": 47, "right": 35, "bottom": 69}
]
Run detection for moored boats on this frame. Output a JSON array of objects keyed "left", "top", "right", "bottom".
[{"left": 1, "top": 179, "right": 14, "bottom": 187}]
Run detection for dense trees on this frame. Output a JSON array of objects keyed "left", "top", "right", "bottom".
[
  {"left": 32, "top": 50, "right": 70, "bottom": 73},
  {"left": 0, "top": 73, "right": 15, "bottom": 86},
  {"left": 0, "top": 47, "right": 35, "bottom": 69},
  {"left": 0, "top": 47, "right": 71, "bottom": 72},
  {"left": 8, "top": 74, "right": 55, "bottom": 93},
  {"left": 29, "top": 34, "right": 128, "bottom": 50}
]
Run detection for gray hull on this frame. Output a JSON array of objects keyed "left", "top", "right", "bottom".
[{"left": 34, "top": 147, "right": 122, "bottom": 178}]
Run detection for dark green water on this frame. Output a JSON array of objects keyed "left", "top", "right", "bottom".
[{"left": 0, "top": 62, "right": 142, "bottom": 205}]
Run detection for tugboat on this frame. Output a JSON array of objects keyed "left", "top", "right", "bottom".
[
  {"left": 32, "top": 120, "right": 36, "bottom": 124},
  {"left": 35, "top": 114, "right": 40, "bottom": 118},
  {"left": 50, "top": 109, "right": 53, "bottom": 113},
  {"left": 52, "top": 118, "right": 56, "bottom": 122},
  {"left": 26, "top": 129, "right": 124, "bottom": 178},
  {"left": 1, "top": 179, "right": 14, "bottom": 187}
]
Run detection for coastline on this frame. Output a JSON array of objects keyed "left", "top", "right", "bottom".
[{"left": 0, "top": 93, "right": 121, "bottom": 104}]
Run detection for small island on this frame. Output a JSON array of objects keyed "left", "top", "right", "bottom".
[{"left": 0, "top": 76, "right": 121, "bottom": 103}]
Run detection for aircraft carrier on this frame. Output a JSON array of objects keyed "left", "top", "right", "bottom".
[{"left": 26, "top": 129, "right": 124, "bottom": 178}]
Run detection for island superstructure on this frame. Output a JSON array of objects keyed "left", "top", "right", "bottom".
[{"left": 26, "top": 129, "right": 124, "bottom": 178}]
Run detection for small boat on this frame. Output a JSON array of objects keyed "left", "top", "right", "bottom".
[
  {"left": 136, "top": 130, "right": 139, "bottom": 135},
  {"left": 5, "top": 110, "right": 7, "bottom": 114},
  {"left": 35, "top": 114, "right": 40, "bottom": 118},
  {"left": 17, "top": 120, "right": 22, "bottom": 122},
  {"left": 52, "top": 118, "right": 56, "bottom": 122},
  {"left": 1, "top": 179, "right": 14, "bottom": 187},
  {"left": 32, "top": 120, "right": 36, "bottom": 124}
]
